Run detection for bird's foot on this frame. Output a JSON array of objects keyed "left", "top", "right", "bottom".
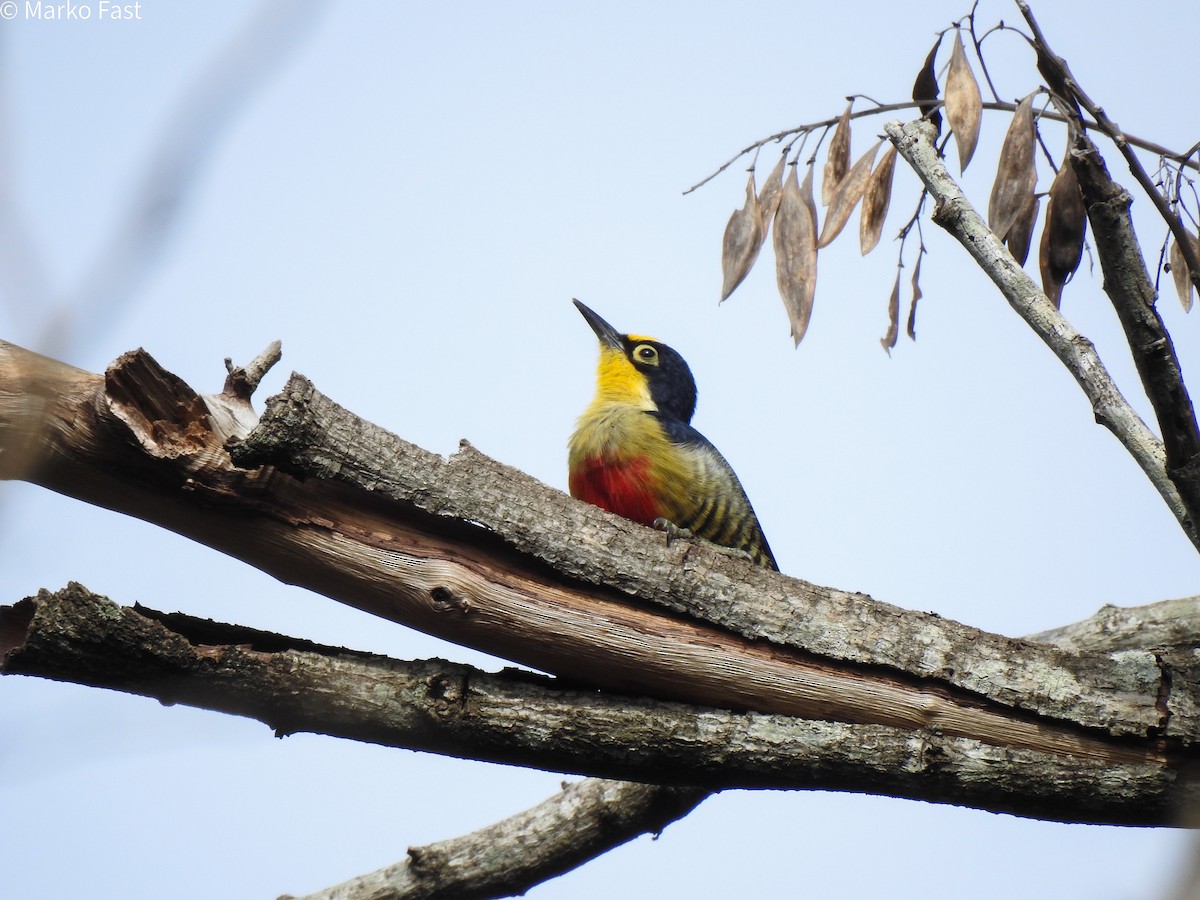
[
  {"left": 651, "top": 517, "right": 755, "bottom": 563},
  {"left": 652, "top": 517, "right": 693, "bottom": 545}
]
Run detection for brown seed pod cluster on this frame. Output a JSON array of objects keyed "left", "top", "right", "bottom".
[{"left": 716, "top": 22, "right": 1127, "bottom": 346}]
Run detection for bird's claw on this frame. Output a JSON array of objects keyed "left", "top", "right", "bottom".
[
  {"left": 653, "top": 517, "right": 693, "bottom": 546},
  {"left": 652, "top": 517, "right": 754, "bottom": 563}
]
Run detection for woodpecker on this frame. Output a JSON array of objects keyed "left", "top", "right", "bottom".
[{"left": 568, "top": 299, "right": 776, "bottom": 570}]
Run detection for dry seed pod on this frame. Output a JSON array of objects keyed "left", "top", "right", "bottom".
[
  {"left": 774, "top": 163, "right": 819, "bottom": 345},
  {"left": 720, "top": 172, "right": 764, "bottom": 302},
  {"left": 906, "top": 251, "right": 924, "bottom": 340},
  {"left": 822, "top": 104, "right": 852, "bottom": 206},
  {"left": 756, "top": 153, "right": 788, "bottom": 250},
  {"left": 988, "top": 94, "right": 1037, "bottom": 242},
  {"left": 818, "top": 139, "right": 881, "bottom": 249},
  {"left": 1169, "top": 230, "right": 1198, "bottom": 312},
  {"left": 945, "top": 30, "right": 983, "bottom": 173},
  {"left": 1039, "top": 158, "right": 1086, "bottom": 308},
  {"left": 1006, "top": 193, "right": 1041, "bottom": 267},
  {"left": 860, "top": 144, "right": 898, "bottom": 255},
  {"left": 881, "top": 268, "right": 901, "bottom": 354},
  {"left": 912, "top": 37, "right": 943, "bottom": 133}
]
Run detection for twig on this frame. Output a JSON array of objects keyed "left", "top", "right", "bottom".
[
  {"left": 1016, "top": 0, "right": 1200, "bottom": 292},
  {"left": 687, "top": 100, "right": 1200, "bottom": 196},
  {"left": 967, "top": 0, "right": 1004, "bottom": 103},
  {"left": 223, "top": 339, "right": 283, "bottom": 400}
]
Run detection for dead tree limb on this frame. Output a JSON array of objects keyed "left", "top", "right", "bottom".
[
  {"left": 284, "top": 778, "right": 706, "bottom": 900},
  {"left": 4, "top": 337, "right": 1200, "bottom": 897},
  {"left": 1065, "top": 132, "right": 1200, "bottom": 526},
  {"left": 6, "top": 583, "right": 1192, "bottom": 828},
  {"left": 2, "top": 337, "right": 1195, "bottom": 757},
  {"left": 1028, "top": 595, "right": 1200, "bottom": 653}
]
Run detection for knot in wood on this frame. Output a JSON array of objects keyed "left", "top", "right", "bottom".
[
  {"left": 430, "top": 585, "right": 471, "bottom": 614},
  {"left": 427, "top": 673, "right": 467, "bottom": 714}
]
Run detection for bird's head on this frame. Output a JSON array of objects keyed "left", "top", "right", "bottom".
[{"left": 573, "top": 299, "right": 697, "bottom": 424}]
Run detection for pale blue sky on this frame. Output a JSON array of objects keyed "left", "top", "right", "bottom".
[{"left": 3, "top": 2, "right": 1199, "bottom": 897}]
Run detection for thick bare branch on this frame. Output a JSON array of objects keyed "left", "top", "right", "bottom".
[
  {"left": 884, "top": 118, "right": 1198, "bottom": 551},
  {"left": 5, "top": 337, "right": 1200, "bottom": 897},
  {"left": 4, "top": 584, "right": 1196, "bottom": 828},
  {"left": 233, "top": 372, "right": 1186, "bottom": 748},
  {"left": 1, "top": 337, "right": 1196, "bottom": 760}
]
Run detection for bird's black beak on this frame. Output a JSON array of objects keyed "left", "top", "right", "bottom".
[{"left": 573, "top": 299, "right": 625, "bottom": 352}]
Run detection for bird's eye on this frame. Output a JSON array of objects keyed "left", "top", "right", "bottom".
[{"left": 633, "top": 344, "right": 659, "bottom": 366}]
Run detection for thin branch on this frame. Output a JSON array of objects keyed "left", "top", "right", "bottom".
[
  {"left": 686, "top": 100, "right": 1200, "bottom": 196},
  {"left": 284, "top": 779, "right": 707, "bottom": 900},
  {"left": 1016, "top": 0, "right": 1200, "bottom": 292},
  {"left": 223, "top": 339, "right": 283, "bottom": 399},
  {"left": 967, "top": 0, "right": 1004, "bottom": 104},
  {"left": 884, "top": 118, "right": 1198, "bottom": 550}
]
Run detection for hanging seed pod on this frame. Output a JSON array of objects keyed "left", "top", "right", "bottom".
[
  {"left": 1169, "top": 229, "right": 1199, "bottom": 312},
  {"left": 860, "top": 144, "right": 898, "bottom": 255},
  {"left": 720, "top": 172, "right": 763, "bottom": 302},
  {"left": 774, "top": 163, "right": 819, "bottom": 345},
  {"left": 912, "top": 36, "right": 943, "bottom": 134},
  {"left": 1006, "top": 193, "right": 1041, "bottom": 267},
  {"left": 881, "top": 268, "right": 901, "bottom": 354},
  {"left": 906, "top": 250, "right": 924, "bottom": 340},
  {"left": 818, "top": 139, "right": 881, "bottom": 249},
  {"left": 988, "top": 94, "right": 1038, "bottom": 242},
  {"left": 944, "top": 30, "right": 983, "bottom": 173},
  {"left": 822, "top": 103, "right": 852, "bottom": 206},
  {"left": 1039, "top": 157, "right": 1087, "bottom": 308},
  {"left": 756, "top": 152, "right": 788, "bottom": 250}
]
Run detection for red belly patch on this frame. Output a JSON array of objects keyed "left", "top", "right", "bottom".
[{"left": 569, "top": 455, "right": 661, "bottom": 526}]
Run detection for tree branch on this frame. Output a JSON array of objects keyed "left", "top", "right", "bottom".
[
  {"left": 1066, "top": 131, "right": 1200, "bottom": 530},
  {"left": 884, "top": 118, "right": 1199, "bottom": 551},
  {"left": 1027, "top": 595, "right": 1200, "bottom": 654},
  {"left": 284, "top": 779, "right": 706, "bottom": 900},
  {"left": 6, "top": 339, "right": 1200, "bottom": 896},
  {"left": 234, "top": 373, "right": 1188, "bottom": 748},
  {"left": 2, "top": 337, "right": 1197, "bottom": 753},
  {"left": 4, "top": 583, "right": 1197, "bottom": 829},
  {"left": 684, "top": 99, "right": 1200, "bottom": 197},
  {"left": 1015, "top": 0, "right": 1200, "bottom": 293}
]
